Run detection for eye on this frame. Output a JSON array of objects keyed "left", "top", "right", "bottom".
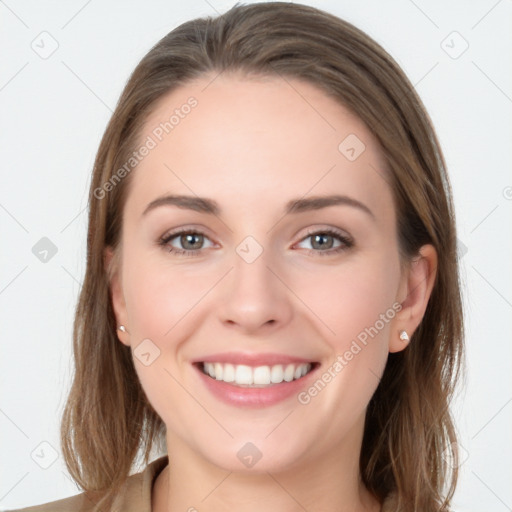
[
  {"left": 295, "top": 228, "right": 353, "bottom": 256},
  {"left": 159, "top": 228, "right": 214, "bottom": 257},
  {"left": 159, "top": 227, "right": 353, "bottom": 258}
]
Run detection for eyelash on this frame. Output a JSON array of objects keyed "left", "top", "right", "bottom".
[{"left": 158, "top": 227, "right": 354, "bottom": 258}]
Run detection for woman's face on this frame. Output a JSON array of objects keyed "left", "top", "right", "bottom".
[{"left": 107, "top": 73, "right": 413, "bottom": 472}]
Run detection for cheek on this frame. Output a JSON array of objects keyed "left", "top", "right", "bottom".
[
  {"left": 122, "top": 248, "right": 219, "bottom": 339},
  {"left": 298, "top": 254, "right": 401, "bottom": 347},
  {"left": 297, "top": 255, "right": 400, "bottom": 403},
  {"left": 294, "top": 264, "right": 398, "bottom": 427},
  {"left": 121, "top": 252, "right": 202, "bottom": 425}
]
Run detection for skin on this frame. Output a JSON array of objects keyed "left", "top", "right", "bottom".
[{"left": 105, "top": 72, "right": 437, "bottom": 512}]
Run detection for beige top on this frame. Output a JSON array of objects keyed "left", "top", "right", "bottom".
[
  {"left": 5, "top": 455, "right": 398, "bottom": 511},
  {"left": 4, "top": 456, "right": 169, "bottom": 512}
]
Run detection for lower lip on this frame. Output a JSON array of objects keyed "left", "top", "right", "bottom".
[{"left": 193, "top": 363, "right": 319, "bottom": 407}]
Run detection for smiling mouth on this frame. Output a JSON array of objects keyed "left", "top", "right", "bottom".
[{"left": 195, "top": 361, "right": 319, "bottom": 388}]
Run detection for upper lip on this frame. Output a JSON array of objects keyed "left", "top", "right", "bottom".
[{"left": 192, "top": 352, "right": 318, "bottom": 367}]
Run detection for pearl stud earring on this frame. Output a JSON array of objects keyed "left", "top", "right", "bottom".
[
  {"left": 399, "top": 330, "right": 409, "bottom": 341},
  {"left": 118, "top": 325, "right": 127, "bottom": 333}
]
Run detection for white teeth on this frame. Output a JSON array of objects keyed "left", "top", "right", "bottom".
[
  {"left": 235, "top": 365, "right": 252, "bottom": 384},
  {"left": 253, "top": 365, "right": 270, "bottom": 385},
  {"left": 202, "top": 362, "right": 313, "bottom": 387},
  {"left": 214, "top": 363, "right": 223, "bottom": 380},
  {"left": 284, "top": 364, "right": 295, "bottom": 382},
  {"left": 223, "top": 363, "right": 235, "bottom": 382}
]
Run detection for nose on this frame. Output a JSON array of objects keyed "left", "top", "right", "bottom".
[{"left": 218, "top": 247, "right": 294, "bottom": 334}]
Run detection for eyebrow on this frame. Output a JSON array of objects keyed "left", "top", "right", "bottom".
[{"left": 142, "top": 194, "right": 375, "bottom": 219}]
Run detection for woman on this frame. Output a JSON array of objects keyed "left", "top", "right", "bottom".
[{"left": 8, "top": 2, "right": 464, "bottom": 511}]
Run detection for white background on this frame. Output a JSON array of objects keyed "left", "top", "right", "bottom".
[{"left": 1, "top": 0, "right": 511, "bottom": 510}]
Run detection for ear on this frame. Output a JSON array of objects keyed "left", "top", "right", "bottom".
[
  {"left": 389, "top": 244, "right": 437, "bottom": 353},
  {"left": 104, "top": 246, "right": 130, "bottom": 347}
]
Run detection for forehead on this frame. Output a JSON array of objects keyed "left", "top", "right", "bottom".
[{"left": 126, "top": 73, "right": 392, "bottom": 222}]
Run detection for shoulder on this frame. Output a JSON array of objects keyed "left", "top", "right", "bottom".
[
  {"left": 1, "top": 491, "right": 94, "bottom": 512},
  {"left": 3, "top": 455, "right": 169, "bottom": 512}
]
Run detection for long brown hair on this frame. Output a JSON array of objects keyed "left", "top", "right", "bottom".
[{"left": 60, "top": 3, "right": 465, "bottom": 510}]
